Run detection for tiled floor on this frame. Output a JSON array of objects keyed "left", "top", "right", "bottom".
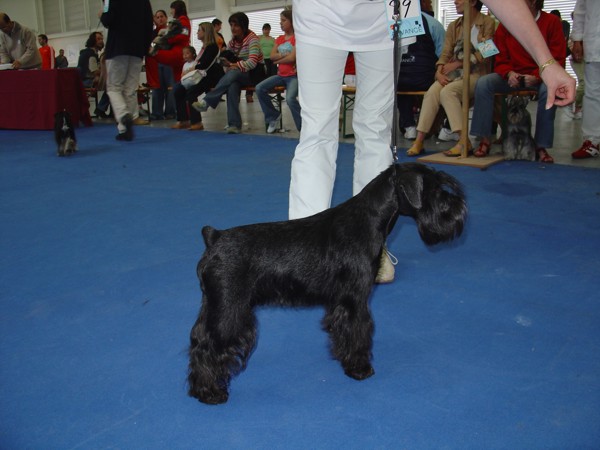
[{"left": 100, "top": 94, "right": 600, "bottom": 170}]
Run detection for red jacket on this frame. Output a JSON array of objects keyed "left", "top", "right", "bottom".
[{"left": 493, "top": 11, "right": 566, "bottom": 80}]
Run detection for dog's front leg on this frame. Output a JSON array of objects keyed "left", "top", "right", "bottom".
[{"left": 323, "top": 295, "right": 375, "bottom": 381}]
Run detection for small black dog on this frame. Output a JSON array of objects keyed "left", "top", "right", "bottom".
[
  {"left": 502, "top": 95, "right": 536, "bottom": 161},
  {"left": 54, "top": 110, "right": 77, "bottom": 157},
  {"left": 188, "top": 163, "right": 467, "bottom": 405},
  {"left": 149, "top": 18, "right": 183, "bottom": 56}
]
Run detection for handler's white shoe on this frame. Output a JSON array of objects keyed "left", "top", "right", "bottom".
[{"left": 375, "top": 248, "right": 398, "bottom": 284}]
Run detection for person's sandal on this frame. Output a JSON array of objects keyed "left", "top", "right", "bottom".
[
  {"left": 406, "top": 140, "right": 424, "bottom": 156},
  {"left": 443, "top": 141, "right": 472, "bottom": 157},
  {"left": 474, "top": 141, "right": 491, "bottom": 158},
  {"left": 536, "top": 147, "right": 554, "bottom": 163}
]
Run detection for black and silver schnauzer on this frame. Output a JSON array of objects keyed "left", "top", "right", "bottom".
[
  {"left": 446, "top": 38, "right": 478, "bottom": 82},
  {"left": 54, "top": 110, "right": 77, "bottom": 157},
  {"left": 149, "top": 18, "right": 183, "bottom": 56},
  {"left": 502, "top": 95, "right": 536, "bottom": 161},
  {"left": 188, "top": 163, "right": 467, "bottom": 405}
]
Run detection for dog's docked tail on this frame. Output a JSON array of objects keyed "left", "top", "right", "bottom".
[{"left": 201, "top": 226, "right": 221, "bottom": 249}]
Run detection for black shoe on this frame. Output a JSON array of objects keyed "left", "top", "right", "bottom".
[
  {"left": 116, "top": 114, "right": 134, "bottom": 141},
  {"left": 94, "top": 109, "right": 109, "bottom": 119}
]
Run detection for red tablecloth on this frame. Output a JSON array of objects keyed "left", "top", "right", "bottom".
[{"left": 0, "top": 68, "right": 93, "bottom": 130}]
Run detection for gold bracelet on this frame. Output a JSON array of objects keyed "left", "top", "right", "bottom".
[{"left": 539, "top": 58, "right": 555, "bottom": 75}]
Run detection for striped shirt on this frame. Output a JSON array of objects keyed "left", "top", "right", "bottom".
[{"left": 228, "top": 31, "right": 264, "bottom": 72}]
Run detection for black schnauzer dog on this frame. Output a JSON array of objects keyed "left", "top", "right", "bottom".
[
  {"left": 54, "top": 110, "right": 77, "bottom": 156},
  {"left": 502, "top": 95, "right": 536, "bottom": 161},
  {"left": 149, "top": 18, "right": 183, "bottom": 56},
  {"left": 188, "top": 163, "right": 467, "bottom": 405}
]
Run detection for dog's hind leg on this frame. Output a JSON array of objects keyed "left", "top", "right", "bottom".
[
  {"left": 323, "top": 293, "right": 375, "bottom": 381},
  {"left": 188, "top": 293, "right": 257, "bottom": 404}
]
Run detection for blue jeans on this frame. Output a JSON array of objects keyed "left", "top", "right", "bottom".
[
  {"left": 151, "top": 64, "right": 176, "bottom": 119},
  {"left": 203, "top": 69, "right": 251, "bottom": 129},
  {"left": 470, "top": 73, "right": 557, "bottom": 149},
  {"left": 256, "top": 75, "right": 301, "bottom": 131}
]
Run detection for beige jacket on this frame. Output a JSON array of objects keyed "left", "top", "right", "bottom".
[{"left": 436, "top": 12, "right": 496, "bottom": 77}]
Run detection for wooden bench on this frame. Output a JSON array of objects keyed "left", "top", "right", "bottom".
[
  {"left": 342, "top": 86, "right": 538, "bottom": 140},
  {"left": 341, "top": 86, "right": 427, "bottom": 138},
  {"left": 243, "top": 85, "right": 286, "bottom": 131}
]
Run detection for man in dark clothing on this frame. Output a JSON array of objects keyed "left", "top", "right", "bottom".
[
  {"left": 55, "top": 49, "right": 69, "bottom": 68},
  {"left": 77, "top": 32, "right": 111, "bottom": 118},
  {"left": 77, "top": 32, "right": 103, "bottom": 87},
  {"left": 100, "top": 0, "right": 153, "bottom": 141}
]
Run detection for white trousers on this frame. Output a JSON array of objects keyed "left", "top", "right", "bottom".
[
  {"left": 582, "top": 61, "right": 600, "bottom": 145},
  {"left": 289, "top": 42, "right": 394, "bottom": 219},
  {"left": 106, "top": 55, "right": 143, "bottom": 133}
]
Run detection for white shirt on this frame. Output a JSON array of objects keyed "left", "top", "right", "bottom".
[
  {"left": 572, "top": 0, "right": 600, "bottom": 63},
  {"left": 293, "top": 0, "right": 394, "bottom": 51}
]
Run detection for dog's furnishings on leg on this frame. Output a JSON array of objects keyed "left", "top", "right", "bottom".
[
  {"left": 188, "top": 163, "right": 467, "bottom": 404},
  {"left": 54, "top": 110, "right": 77, "bottom": 156}
]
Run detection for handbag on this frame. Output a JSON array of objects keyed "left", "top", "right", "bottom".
[
  {"left": 180, "top": 51, "right": 220, "bottom": 89},
  {"left": 181, "top": 69, "right": 205, "bottom": 88},
  {"left": 249, "top": 63, "right": 267, "bottom": 86}
]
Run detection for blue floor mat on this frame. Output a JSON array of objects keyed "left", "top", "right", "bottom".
[{"left": 1, "top": 125, "right": 599, "bottom": 449}]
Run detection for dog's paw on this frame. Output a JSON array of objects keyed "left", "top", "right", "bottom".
[
  {"left": 190, "top": 385, "right": 229, "bottom": 405},
  {"left": 344, "top": 363, "right": 375, "bottom": 381}
]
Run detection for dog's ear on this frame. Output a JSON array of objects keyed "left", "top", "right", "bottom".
[{"left": 398, "top": 171, "right": 423, "bottom": 209}]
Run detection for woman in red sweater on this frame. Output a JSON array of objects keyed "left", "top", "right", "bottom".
[{"left": 145, "top": 0, "right": 190, "bottom": 88}]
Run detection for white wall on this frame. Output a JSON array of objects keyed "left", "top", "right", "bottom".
[{"left": 0, "top": 0, "right": 38, "bottom": 30}]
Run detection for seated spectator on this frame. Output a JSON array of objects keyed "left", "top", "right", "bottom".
[
  {"left": 471, "top": 0, "right": 566, "bottom": 163},
  {"left": 192, "top": 12, "right": 264, "bottom": 134},
  {"left": 396, "top": 9, "right": 445, "bottom": 140},
  {"left": 181, "top": 45, "right": 197, "bottom": 73},
  {"left": 37, "top": 34, "right": 55, "bottom": 69},
  {"left": 150, "top": 9, "right": 176, "bottom": 121},
  {"left": 406, "top": 0, "right": 495, "bottom": 157},
  {"left": 172, "top": 25, "right": 223, "bottom": 131},
  {"left": 145, "top": 1, "right": 190, "bottom": 89},
  {"left": 255, "top": 8, "right": 301, "bottom": 133},
  {"left": 77, "top": 32, "right": 103, "bottom": 87},
  {"left": 77, "top": 32, "right": 111, "bottom": 118},
  {"left": 0, "top": 12, "right": 42, "bottom": 69},
  {"left": 55, "top": 49, "right": 69, "bottom": 68}
]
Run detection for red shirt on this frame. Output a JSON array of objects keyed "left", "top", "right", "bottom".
[
  {"left": 494, "top": 11, "right": 566, "bottom": 80},
  {"left": 39, "top": 45, "right": 55, "bottom": 70}
]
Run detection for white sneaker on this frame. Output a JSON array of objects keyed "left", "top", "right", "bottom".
[
  {"left": 438, "top": 127, "right": 459, "bottom": 141},
  {"left": 375, "top": 248, "right": 398, "bottom": 284},
  {"left": 267, "top": 115, "right": 281, "bottom": 134},
  {"left": 225, "top": 126, "right": 241, "bottom": 134},
  {"left": 404, "top": 126, "right": 417, "bottom": 140},
  {"left": 192, "top": 100, "right": 209, "bottom": 112}
]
